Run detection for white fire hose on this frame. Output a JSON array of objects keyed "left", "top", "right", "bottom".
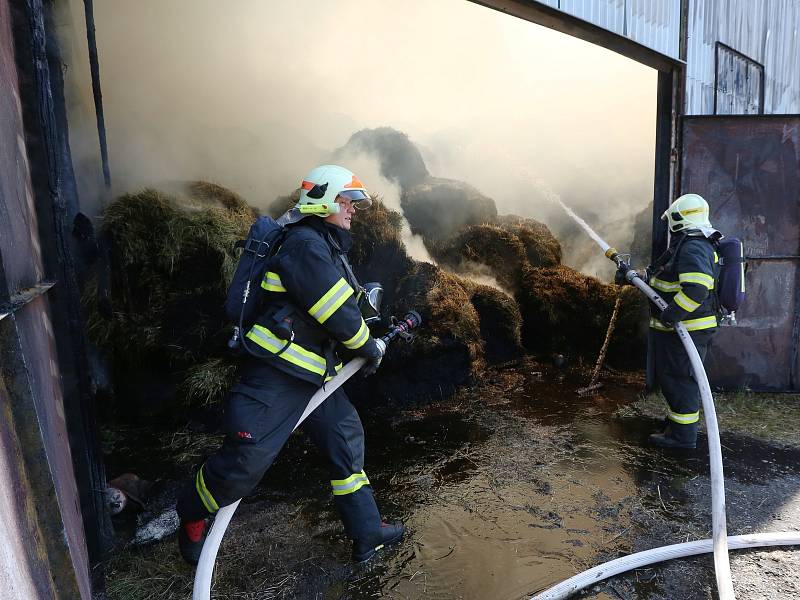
[
  {"left": 534, "top": 200, "right": 798, "bottom": 599},
  {"left": 533, "top": 532, "right": 800, "bottom": 599}
]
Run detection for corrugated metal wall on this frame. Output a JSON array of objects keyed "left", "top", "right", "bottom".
[
  {"left": 484, "top": 1, "right": 799, "bottom": 115},
  {"left": 533, "top": 0, "right": 682, "bottom": 59},
  {"left": 686, "top": 0, "right": 800, "bottom": 115}
]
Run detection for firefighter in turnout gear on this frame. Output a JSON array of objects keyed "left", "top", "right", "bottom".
[
  {"left": 637, "top": 193, "right": 721, "bottom": 449},
  {"left": 176, "top": 165, "right": 403, "bottom": 564}
]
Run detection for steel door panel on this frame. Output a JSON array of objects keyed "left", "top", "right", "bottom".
[{"left": 681, "top": 116, "right": 800, "bottom": 390}]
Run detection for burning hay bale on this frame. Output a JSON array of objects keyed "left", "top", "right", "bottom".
[
  {"left": 336, "top": 126, "right": 430, "bottom": 189},
  {"left": 401, "top": 177, "right": 497, "bottom": 241},
  {"left": 184, "top": 180, "right": 257, "bottom": 219},
  {"left": 346, "top": 201, "right": 522, "bottom": 397},
  {"left": 85, "top": 183, "right": 251, "bottom": 414},
  {"left": 88, "top": 184, "right": 528, "bottom": 414},
  {"left": 431, "top": 223, "right": 529, "bottom": 291},
  {"left": 515, "top": 265, "right": 645, "bottom": 367},
  {"left": 348, "top": 261, "right": 484, "bottom": 403},
  {"left": 494, "top": 214, "right": 562, "bottom": 268},
  {"left": 430, "top": 216, "right": 562, "bottom": 292},
  {"left": 462, "top": 282, "right": 523, "bottom": 363}
]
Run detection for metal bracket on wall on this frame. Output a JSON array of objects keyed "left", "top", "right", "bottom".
[{"left": 0, "top": 281, "right": 57, "bottom": 321}]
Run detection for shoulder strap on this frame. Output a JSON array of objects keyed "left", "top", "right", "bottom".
[
  {"left": 325, "top": 230, "right": 360, "bottom": 291},
  {"left": 664, "top": 234, "right": 695, "bottom": 271}
]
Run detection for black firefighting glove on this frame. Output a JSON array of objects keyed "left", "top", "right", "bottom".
[
  {"left": 659, "top": 304, "right": 680, "bottom": 329},
  {"left": 614, "top": 265, "right": 631, "bottom": 286},
  {"left": 361, "top": 338, "right": 385, "bottom": 377}
]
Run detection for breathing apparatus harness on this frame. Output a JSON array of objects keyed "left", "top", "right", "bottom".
[
  {"left": 225, "top": 214, "right": 385, "bottom": 376},
  {"left": 614, "top": 227, "right": 746, "bottom": 325}
]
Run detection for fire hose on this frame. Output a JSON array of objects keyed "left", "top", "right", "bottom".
[
  {"left": 533, "top": 200, "right": 800, "bottom": 599},
  {"left": 193, "top": 311, "right": 422, "bottom": 600}
]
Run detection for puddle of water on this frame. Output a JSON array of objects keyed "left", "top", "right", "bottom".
[
  {"left": 340, "top": 367, "right": 650, "bottom": 599},
  {"left": 350, "top": 365, "right": 800, "bottom": 599}
]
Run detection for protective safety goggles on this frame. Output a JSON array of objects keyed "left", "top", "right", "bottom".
[{"left": 337, "top": 190, "right": 372, "bottom": 209}]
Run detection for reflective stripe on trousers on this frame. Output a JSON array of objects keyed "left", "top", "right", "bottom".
[
  {"left": 331, "top": 471, "right": 370, "bottom": 496},
  {"left": 668, "top": 410, "right": 700, "bottom": 425}
]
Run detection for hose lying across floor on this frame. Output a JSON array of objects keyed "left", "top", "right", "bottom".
[
  {"left": 532, "top": 532, "right": 800, "bottom": 600},
  {"left": 539, "top": 198, "right": 799, "bottom": 599}
]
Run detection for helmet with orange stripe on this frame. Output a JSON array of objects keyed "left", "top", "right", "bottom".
[
  {"left": 296, "top": 164, "right": 372, "bottom": 216},
  {"left": 661, "top": 193, "right": 712, "bottom": 233}
]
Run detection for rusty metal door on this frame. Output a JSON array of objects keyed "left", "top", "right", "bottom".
[{"left": 681, "top": 116, "right": 800, "bottom": 391}]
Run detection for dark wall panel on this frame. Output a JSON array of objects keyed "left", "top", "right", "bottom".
[
  {"left": 0, "top": 0, "right": 91, "bottom": 596},
  {"left": 682, "top": 116, "right": 800, "bottom": 390}
]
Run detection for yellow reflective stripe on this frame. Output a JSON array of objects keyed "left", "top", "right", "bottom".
[
  {"left": 679, "top": 272, "right": 714, "bottom": 289},
  {"left": 331, "top": 470, "right": 370, "bottom": 496},
  {"left": 684, "top": 315, "right": 717, "bottom": 331},
  {"left": 713, "top": 251, "right": 719, "bottom": 263},
  {"left": 343, "top": 319, "right": 369, "bottom": 350},
  {"left": 651, "top": 278, "right": 681, "bottom": 292},
  {"left": 261, "top": 271, "right": 286, "bottom": 292},
  {"left": 649, "top": 315, "right": 717, "bottom": 331},
  {"left": 668, "top": 410, "right": 700, "bottom": 425},
  {"left": 246, "top": 325, "right": 327, "bottom": 375},
  {"left": 674, "top": 291, "right": 701, "bottom": 312},
  {"left": 196, "top": 466, "right": 219, "bottom": 512},
  {"left": 309, "top": 278, "right": 354, "bottom": 324}
]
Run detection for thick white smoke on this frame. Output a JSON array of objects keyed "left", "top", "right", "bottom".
[{"left": 59, "top": 0, "right": 656, "bottom": 275}]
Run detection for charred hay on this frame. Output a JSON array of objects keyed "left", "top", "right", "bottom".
[
  {"left": 431, "top": 223, "right": 529, "bottom": 291},
  {"left": 516, "top": 265, "right": 645, "bottom": 368},
  {"left": 401, "top": 177, "right": 497, "bottom": 241},
  {"left": 494, "top": 214, "right": 562, "bottom": 268},
  {"left": 430, "top": 217, "right": 562, "bottom": 292},
  {"left": 88, "top": 186, "right": 527, "bottom": 415},
  {"left": 461, "top": 282, "right": 523, "bottom": 363},
  {"left": 85, "top": 184, "right": 250, "bottom": 415},
  {"left": 336, "top": 127, "right": 429, "bottom": 189},
  {"left": 346, "top": 203, "right": 523, "bottom": 400}
]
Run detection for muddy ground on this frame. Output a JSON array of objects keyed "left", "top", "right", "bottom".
[{"left": 101, "top": 359, "right": 800, "bottom": 600}]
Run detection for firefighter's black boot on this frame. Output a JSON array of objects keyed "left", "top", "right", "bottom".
[
  {"left": 648, "top": 422, "right": 697, "bottom": 449},
  {"left": 178, "top": 517, "right": 210, "bottom": 566},
  {"left": 335, "top": 487, "right": 404, "bottom": 562},
  {"left": 352, "top": 521, "right": 405, "bottom": 563}
]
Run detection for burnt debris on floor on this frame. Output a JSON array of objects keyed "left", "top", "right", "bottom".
[{"left": 102, "top": 358, "right": 800, "bottom": 600}]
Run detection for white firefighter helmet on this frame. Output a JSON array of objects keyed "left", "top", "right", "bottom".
[
  {"left": 661, "top": 193, "right": 712, "bottom": 233},
  {"left": 296, "top": 164, "right": 372, "bottom": 216}
]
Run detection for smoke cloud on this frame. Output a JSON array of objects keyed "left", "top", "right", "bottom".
[{"left": 60, "top": 0, "right": 656, "bottom": 276}]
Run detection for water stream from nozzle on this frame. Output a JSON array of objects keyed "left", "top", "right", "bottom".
[{"left": 551, "top": 196, "right": 611, "bottom": 254}]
